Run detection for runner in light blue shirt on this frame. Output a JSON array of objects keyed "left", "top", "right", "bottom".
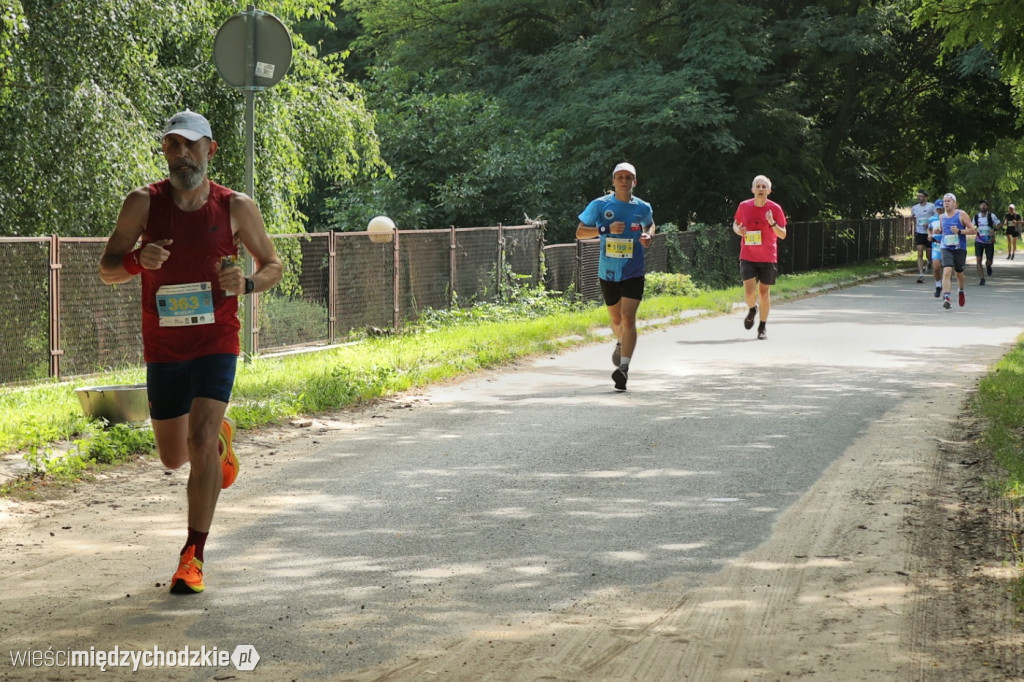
[{"left": 577, "top": 162, "right": 655, "bottom": 392}]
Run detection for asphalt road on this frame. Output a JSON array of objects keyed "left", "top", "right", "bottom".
[{"left": 2, "top": 258, "right": 1023, "bottom": 680}]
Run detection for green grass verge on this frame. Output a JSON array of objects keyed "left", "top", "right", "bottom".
[{"left": 975, "top": 342, "right": 1024, "bottom": 491}]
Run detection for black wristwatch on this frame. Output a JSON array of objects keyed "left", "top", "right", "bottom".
[{"left": 244, "top": 277, "right": 255, "bottom": 294}]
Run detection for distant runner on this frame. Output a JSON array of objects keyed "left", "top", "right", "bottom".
[
  {"left": 910, "top": 189, "right": 938, "bottom": 282},
  {"left": 973, "top": 200, "right": 999, "bottom": 285},
  {"left": 937, "top": 193, "right": 976, "bottom": 309},
  {"left": 1004, "top": 204, "right": 1021, "bottom": 260},
  {"left": 733, "top": 175, "right": 788, "bottom": 340}
]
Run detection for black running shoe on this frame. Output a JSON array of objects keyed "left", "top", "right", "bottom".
[
  {"left": 612, "top": 368, "right": 628, "bottom": 391},
  {"left": 934, "top": 287, "right": 941, "bottom": 298},
  {"left": 744, "top": 306, "right": 757, "bottom": 330},
  {"left": 987, "top": 264, "right": 993, "bottom": 275},
  {"left": 980, "top": 278, "right": 986, "bottom": 285},
  {"left": 757, "top": 328, "right": 767, "bottom": 340}
]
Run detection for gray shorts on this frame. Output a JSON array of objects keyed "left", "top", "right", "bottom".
[{"left": 940, "top": 249, "right": 967, "bottom": 273}]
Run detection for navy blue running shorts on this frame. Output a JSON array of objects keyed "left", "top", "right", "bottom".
[{"left": 146, "top": 353, "right": 238, "bottom": 420}]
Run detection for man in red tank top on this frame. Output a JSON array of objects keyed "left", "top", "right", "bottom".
[{"left": 99, "top": 110, "right": 283, "bottom": 594}]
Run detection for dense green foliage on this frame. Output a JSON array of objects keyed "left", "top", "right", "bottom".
[
  {"left": 0, "top": 0, "right": 382, "bottom": 238},
  {"left": 4, "top": 1, "right": 1024, "bottom": 242},
  {"left": 330, "top": 0, "right": 1019, "bottom": 241}
]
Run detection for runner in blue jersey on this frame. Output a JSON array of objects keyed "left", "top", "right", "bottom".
[
  {"left": 929, "top": 199, "right": 943, "bottom": 297},
  {"left": 937, "top": 192, "right": 976, "bottom": 309},
  {"left": 577, "top": 162, "right": 655, "bottom": 391}
]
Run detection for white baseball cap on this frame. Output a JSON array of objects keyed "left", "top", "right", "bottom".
[
  {"left": 612, "top": 162, "right": 636, "bottom": 178},
  {"left": 162, "top": 109, "right": 213, "bottom": 141}
]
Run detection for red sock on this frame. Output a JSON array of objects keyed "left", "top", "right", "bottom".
[{"left": 182, "top": 527, "right": 209, "bottom": 562}]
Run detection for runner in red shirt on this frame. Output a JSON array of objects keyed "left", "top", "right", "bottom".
[
  {"left": 100, "top": 110, "right": 283, "bottom": 594},
  {"left": 733, "top": 175, "right": 788, "bottom": 340}
]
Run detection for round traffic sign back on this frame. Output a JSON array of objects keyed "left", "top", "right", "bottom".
[{"left": 214, "top": 10, "right": 292, "bottom": 89}]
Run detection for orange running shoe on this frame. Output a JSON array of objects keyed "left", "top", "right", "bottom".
[
  {"left": 169, "top": 545, "right": 204, "bottom": 594},
  {"left": 219, "top": 416, "right": 238, "bottom": 489}
]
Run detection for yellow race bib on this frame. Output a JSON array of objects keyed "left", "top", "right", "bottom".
[{"left": 604, "top": 237, "right": 634, "bottom": 259}]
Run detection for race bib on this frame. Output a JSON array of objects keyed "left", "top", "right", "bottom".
[
  {"left": 978, "top": 226, "right": 993, "bottom": 241},
  {"left": 156, "top": 282, "right": 215, "bottom": 327},
  {"left": 942, "top": 233, "right": 960, "bottom": 248},
  {"left": 744, "top": 230, "right": 762, "bottom": 246},
  {"left": 604, "top": 237, "right": 634, "bottom": 259}
]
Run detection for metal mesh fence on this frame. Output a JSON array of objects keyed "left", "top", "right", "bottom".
[
  {"left": 335, "top": 232, "right": 396, "bottom": 335},
  {"left": 455, "top": 228, "right": 500, "bottom": 305},
  {"left": 543, "top": 243, "right": 577, "bottom": 294},
  {"left": 0, "top": 239, "right": 52, "bottom": 383},
  {"left": 399, "top": 230, "right": 451, "bottom": 319},
  {"left": 59, "top": 239, "right": 144, "bottom": 377},
  {"left": 504, "top": 226, "right": 542, "bottom": 288},
  {"left": 260, "top": 234, "right": 332, "bottom": 349},
  {"left": 0, "top": 218, "right": 912, "bottom": 384},
  {"left": 578, "top": 239, "right": 603, "bottom": 303}
]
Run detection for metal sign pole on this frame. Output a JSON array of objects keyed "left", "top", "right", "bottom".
[
  {"left": 242, "top": 7, "right": 257, "bottom": 360},
  {"left": 213, "top": 4, "right": 292, "bottom": 361}
]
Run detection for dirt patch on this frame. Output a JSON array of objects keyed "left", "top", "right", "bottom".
[{"left": 908, "top": 414, "right": 1024, "bottom": 680}]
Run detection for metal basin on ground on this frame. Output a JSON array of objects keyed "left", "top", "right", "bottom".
[{"left": 75, "top": 384, "right": 149, "bottom": 425}]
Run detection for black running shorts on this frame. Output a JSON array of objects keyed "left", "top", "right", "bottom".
[
  {"left": 600, "top": 276, "right": 645, "bottom": 306},
  {"left": 739, "top": 260, "right": 778, "bottom": 285}
]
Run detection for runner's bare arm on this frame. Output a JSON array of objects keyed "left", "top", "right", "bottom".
[
  {"left": 576, "top": 222, "right": 599, "bottom": 240},
  {"left": 99, "top": 188, "right": 152, "bottom": 284},
  {"left": 958, "top": 211, "right": 976, "bottom": 235},
  {"left": 226, "top": 192, "right": 283, "bottom": 296}
]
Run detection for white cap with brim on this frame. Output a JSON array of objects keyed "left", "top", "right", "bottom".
[
  {"left": 162, "top": 109, "right": 213, "bottom": 141},
  {"left": 612, "top": 162, "right": 636, "bottom": 178}
]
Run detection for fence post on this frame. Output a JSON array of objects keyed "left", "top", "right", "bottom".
[
  {"left": 328, "top": 231, "right": 337, "bottom": 344},
  {"left": 450, "top": 225, "right": 457, "bottom": 308},
  {"left": 393, "top": 229, "right": 401, "bottom": 330},
  {"left": 575, "top": 238, "right": 583, "bottom": 298},
  {"left": 496, "top": 223, "right": 504, "bottom": 301},
  {"left": 49, "top": 234, "right": 63, "bottom": 379}
]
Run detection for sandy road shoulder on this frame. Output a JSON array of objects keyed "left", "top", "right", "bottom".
[{"left": 337, "top": 392, "right": 1023, "bottom": 681}]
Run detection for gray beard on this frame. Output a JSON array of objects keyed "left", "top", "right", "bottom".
[{"left": 168, "top": 163, "right": 206, "bottom": 191}]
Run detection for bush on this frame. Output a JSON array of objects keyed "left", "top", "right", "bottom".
[
  {"left": 687, "top": 222, "right": 739, "bottom": 290},
  {"left": 645, "top": 272, "right": 700, "bottom": 297}
]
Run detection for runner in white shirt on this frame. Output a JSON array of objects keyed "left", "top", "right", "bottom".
[{"left": 910, "top": 189, "right": 938, "bottom": 283}]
